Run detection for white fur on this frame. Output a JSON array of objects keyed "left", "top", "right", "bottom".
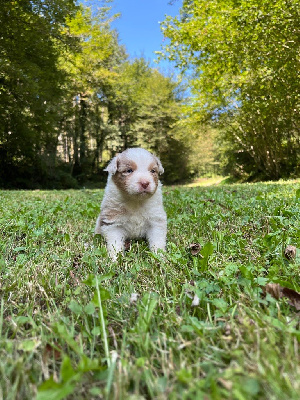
[{"left": 95, "top": 148, "right": 167, "bottom": 260}]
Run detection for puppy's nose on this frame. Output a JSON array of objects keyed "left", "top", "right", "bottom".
[{"left": 140, "top": 180, "right": 150, "bottom": 189}]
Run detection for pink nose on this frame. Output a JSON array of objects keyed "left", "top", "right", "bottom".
[{"left": 140, "top": 181, "right": 150, "bottom": 189}]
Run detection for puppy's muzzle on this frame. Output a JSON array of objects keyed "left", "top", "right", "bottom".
[{"left": 140, "top": 180, "right": 150, "bottom": 190}]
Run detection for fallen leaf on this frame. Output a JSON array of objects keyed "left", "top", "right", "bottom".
[
  {"left": 281, "top": 287, "right": 300, "bottom": 310},
  {"left": 265, "top": 283, "right": 281, "bottom": 299},
  {"left": 188, "top": 243, "right": 202, "bottom": 256},
  {"left": 284, "top": 245, "right": 297, "bottom": 260},
  {"left": 265, "top": 283, "right": 300, "bottom": 311}
]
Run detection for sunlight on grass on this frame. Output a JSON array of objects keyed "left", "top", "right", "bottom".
[{"left": 183, "top": 176, "right": 229, "bottom": 187}]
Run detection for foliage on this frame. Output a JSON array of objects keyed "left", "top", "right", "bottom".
[
  {"left": 103, "top": 58, "right": 190, "bottom": 183},
  {"left": 57, "top": 4, "right": 125, "bottom": 180},
  {"left": 0, "top": 1, "right": 194, "bottom": 188},
  {"left": 161, "top": 0, "right": 300, "bottom": 180},
  {"left": 0, "top": 0, "right": 78, "bottom": 187},
  {"left": 0, "top": 180, "right": 299, "bottom": 398}
]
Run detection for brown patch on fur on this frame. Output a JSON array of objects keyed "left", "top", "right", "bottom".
[
  {"left": 112, "top": 159, "right": 137, "bottom": 193},
  {"left": 118, "top": 158, "right": 138, "bottom": 173},
  {"left": 148, "top": 161, "right": 159, "bottom": 186},
  {"left": 100, "top": 206, "right": 127, "bottom": 226}
]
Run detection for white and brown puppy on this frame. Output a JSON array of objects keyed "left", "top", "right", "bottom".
[{"left": 95, "top": 148, "right": 167, "bottom": 260}]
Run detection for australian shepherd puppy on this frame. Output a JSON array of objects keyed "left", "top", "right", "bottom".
[{"left": 95, "top": 148, "right": 167, "bottom": 260}]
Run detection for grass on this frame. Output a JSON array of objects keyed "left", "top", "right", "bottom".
[
  {"left": 0, "top": 180, "right": 299, "bottom": 399},
  {"left": 183, "top": 176, "right": 227, "bottom": 187}
]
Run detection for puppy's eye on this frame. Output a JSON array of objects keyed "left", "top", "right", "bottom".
[
  {"left": 126, "top": 169, "right": 133, "bottom": 174},
  {"left": 150, "top": 169, "right": 157, "bottom": 174}
]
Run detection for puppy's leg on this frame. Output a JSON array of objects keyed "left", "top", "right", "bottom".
[
  {"left": 94, "top": 216, "right": 101, "bottom": 234},
  {"left": 146, "top": 223, "right": 167, "bottom": 253},
  {"left": 104, "top": 227, "right": 126, "bottom": 261}
]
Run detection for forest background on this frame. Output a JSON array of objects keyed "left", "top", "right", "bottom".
[{"left": 0, "top": 0, "right": 299, "bottom": 189}]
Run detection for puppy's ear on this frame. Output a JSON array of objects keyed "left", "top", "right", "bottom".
[
  {"left": 104, "top": 154, "right": 119, "bottom": 175},
  {"left": 155, "top": 156, "right": 164, "bottom": 175}
]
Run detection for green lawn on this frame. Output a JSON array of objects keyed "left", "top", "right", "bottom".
[{"left": 0, "top": 180, "right": 299, "bottom": 399}]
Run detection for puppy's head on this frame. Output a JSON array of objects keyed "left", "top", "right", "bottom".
[{"left": 105, "top": 148, "right": 164, "bottom": 197}]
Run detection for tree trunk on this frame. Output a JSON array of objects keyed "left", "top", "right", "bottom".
[{"left": 79, "top": 94, "right": 87, "bottom": 165}]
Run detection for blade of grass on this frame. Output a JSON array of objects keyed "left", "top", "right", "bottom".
[{"left": 95, "top": 275, "right": 110, "bottom": 367}]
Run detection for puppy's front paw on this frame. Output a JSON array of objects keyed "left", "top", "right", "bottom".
[
  {"left": 107, "top": 246, "right": 124, "bottom": 262},
  {"left": 148, "top": 247, "right": 167, "bottom": 263}
]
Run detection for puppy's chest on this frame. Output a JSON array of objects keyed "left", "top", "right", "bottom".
[{"left": 120, "top": 208, "right": 152, "bottom": 238}]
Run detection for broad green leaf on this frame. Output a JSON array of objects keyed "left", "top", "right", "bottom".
[
  {"left": 84, "top": 302, "right": 96, "bottom": 315},
  {"left": 60, "top": 356, "right": 76, "bottom": 383},
  {"left": 68, "top": 300, "right": 82, "bottom": 315},
  {"left": 91, "top": 326, "right": 101, "bottom": 336},
  {"left": 92, "top": 287, "right": 111, "bottom": 305},
  {"left": 18, "top": 339, "right": 41, "bottom": 352},
  {"left": 83, "top": 273, "right": 114, "bottom": 287},
  {"left": 211, "top": 298, "right": 228, "bottom": 312},
  {"left": 37, "top": 377, "right": 75, "bottom": 400}
]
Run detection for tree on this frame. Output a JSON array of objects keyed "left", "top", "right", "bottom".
[
  {"left": 102, "top": 58, "right": 191, "bottom": 182},
  {"left": 58, "top": 4, "right": 125, "bottom": 178},
  {"left": 0, "top": 1, "right": 196, "bottom": 187},
  {"left": 105, "top": 59, "right": 179, "bottom": 149},
  {"left": 0, "top": 0, "right": 78, "bottom": 187},
  {"left": 161, "top": 0, "right": 300, "bottom": 179}
]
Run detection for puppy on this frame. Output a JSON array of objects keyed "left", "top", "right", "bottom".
[{"left": 95, "top": 148, "right": 167, "bottom": 260}]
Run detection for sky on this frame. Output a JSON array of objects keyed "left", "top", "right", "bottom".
[
  {"left": 111, "top": 0, "right": 181, "bottom": 65},
  {"left": 86, "top": 0, "right": 182, "bottom": 73}
]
